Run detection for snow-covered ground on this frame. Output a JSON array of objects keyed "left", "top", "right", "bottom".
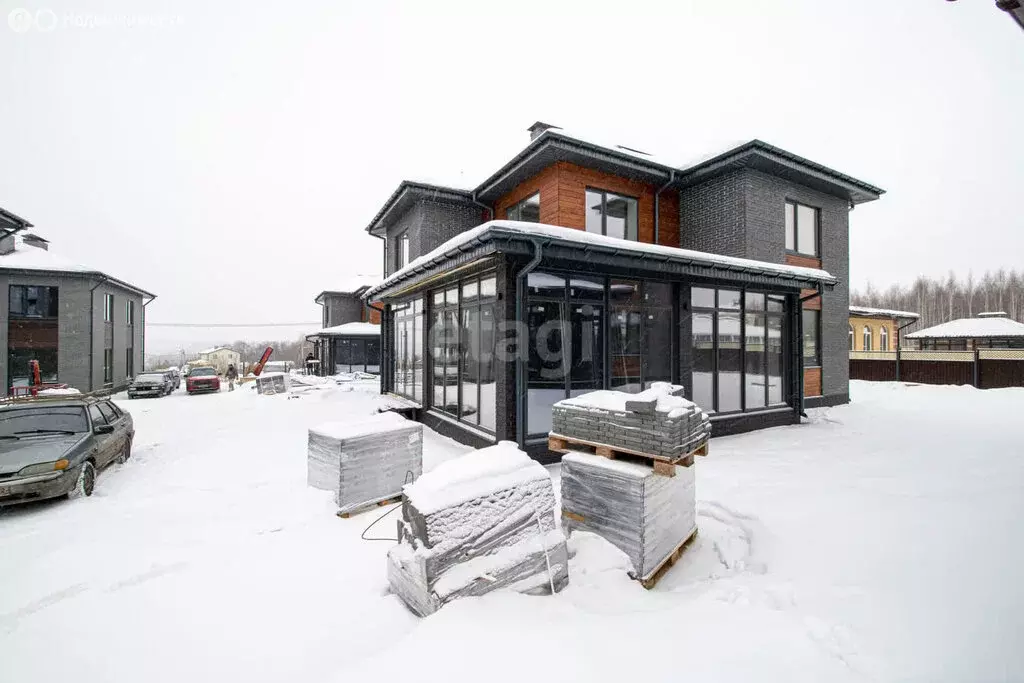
[{"left": 1, "top": 380, "right": 1023, "bottom": 682}]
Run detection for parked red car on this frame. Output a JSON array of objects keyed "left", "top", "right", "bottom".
[{"left": 185, "top": 367, "right": 221, "bottom": 395}]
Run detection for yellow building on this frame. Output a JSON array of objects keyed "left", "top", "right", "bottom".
[{"left": 848, "top": 306, "right": 920, "bottom": 352}]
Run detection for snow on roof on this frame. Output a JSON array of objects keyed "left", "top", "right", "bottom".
[
  {"left": 0, "top": 235, "right": 153, "bottom": 296},
  {"left": 365, "top": 220, "right": 835, "bottom": 299},
  {"left": 402, "top": 440, "right": 550, "bottom": 515},
  {"left": 849, "top": 305, "right": 920, "bottom": 320},
  {"left": 0, "top": 235, "right": 93, "bottom": 273},
  {"left": 318, "top": 275, "right": 381, "bottom": 296},
  {"left": 905, "top": 316, "right": 1024, "bottom": 339},
  {"left": 198, "top": 347, "right": 237, "bottom": 355},
  {"left": 314, "top": 322, "right": 380, "bottom": 337}
]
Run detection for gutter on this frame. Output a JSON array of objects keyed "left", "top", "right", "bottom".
[
  {"left": 142, "top": 294, "right": 157, "bottom": 376},
  {"left": 653, "top": 170, "right": 675, "bottom": 245},
  {"left": 797, "top": 286, "right": 823, "bottom": 418},
  {"left": 366, "top": 300, "right": 387, "bottom": 389},
  {"left": 894, "top": 317, "right": 918, "bottom": 382},
  {"left": 515, "top": 238, "right": 545, "bottom": 447},
  {"left": 471, "top": 191, "right": 494, "bottom": 222}
]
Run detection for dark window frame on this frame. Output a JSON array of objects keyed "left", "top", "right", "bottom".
[
  {"left": 394, "top": 232, "right": 410, "bottom": 272},
  {"left": 103, "top": 293, "right": 115, "bottom": 323},
  {"left": 505, "top": 192, "right": 541, "bottom": 223},
  {"left": 126, "top": 300, "right": 135, "bottom": 326},
  {"left": 126, "top": 347, "right": 134, "bottom": 379},
  {"left": 585, "top": 187, "right": 639, "bottom": 241},
  {"left": 785, "top": 200, "right": 820, "bottom": 258},
  {"left": 801, "top": 308, "right": 821, "bottom": 367},
  {"left": 103, "top": 347, "right": 114, "bottom": 384},
  {"left": 8, "top": 285, "right": 59, "bottom": 319}
]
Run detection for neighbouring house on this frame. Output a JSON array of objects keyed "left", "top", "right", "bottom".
[
  {"left": 361, "top": 123, "right": 883, "bottom": 456},
  {"left": 848, "top": 306, "right": 920, "bottom": 352},
  {"left": 0, "top": 206, "right": 155, "bottom": 396},
  {"left": 306, "top": 276, "right": 382, "bottom": 375},
  {"left": 905, "top": 312, "right": 1024, "bottom": 350},
  {"left": 197, "top": 347, "right": 241, "bottom": 375}
]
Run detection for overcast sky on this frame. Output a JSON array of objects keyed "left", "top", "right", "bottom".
[{"left": 2, "top": 0, "right": 1022, "bottom": 353}]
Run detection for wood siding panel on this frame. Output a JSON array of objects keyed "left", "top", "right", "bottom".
[
  {"left": 785, "top": 253, "right": 823, "bottom": 269},
  {"left": 803, "top": 367, "right": 822, "bottom": 397},
  {"left": 492, "top": 161, "right": 680, "bottom": 246}
]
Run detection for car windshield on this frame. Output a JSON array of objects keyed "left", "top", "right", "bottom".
[
  {"left": 137, "top": 374, "right": 166, "bottom": 383},
  {"left": 0, "top": 406, "right": 89, "bottom": 441},
  {"left": 190, "top": 368, "right": 216, "bottom": 377}
]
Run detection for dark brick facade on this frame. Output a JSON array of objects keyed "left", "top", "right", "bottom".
[{"left": 384, "top": 200, "right": 484, "bottom": 277}]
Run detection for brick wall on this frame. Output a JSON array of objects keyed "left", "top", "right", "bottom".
[
  {"left": 384, "top": 200, "right": 486, "bottom": 276},
  {"left": 849, "top": 315, "right": 899, "bottom": 351},
  {"left": 679, "top": 170, "right": 746, "bottom": 257}
]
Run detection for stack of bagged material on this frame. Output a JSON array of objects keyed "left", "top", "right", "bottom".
[
  {"left": 551, "top": 382, "right": 711, "bottom": 460},
  {"left": 307, "top": 412, "right": 422, "bottom": 514},
  {"left": 388, "top": 441, "right": 569, "bottom": 617},
  {"left": 560, "top": 451, "right": 696, "bottom": 582}
]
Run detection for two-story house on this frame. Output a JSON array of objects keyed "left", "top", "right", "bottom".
[
  {"left": 360, "top": 124, "right": 883, "bottom": 457},
  {"left": 0, "top": 206, "right": 154, "bottom": 396},
  {"left": 307, "top": 276, "right": 382, "bottom": 374}
]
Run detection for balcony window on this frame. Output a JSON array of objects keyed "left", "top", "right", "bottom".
[
  {"left": 802, "top": 309, "right": 820, "bottom": 366},
  {"left": 585, "top": 188, "right": 638, "bottom": 241},
  {"left": 785, "top": 201, "right": 819, "bottom": 257},
  {"left": 9, "top": 286, "right": 58, "bottom": 318},
  {"left": 103, "top": 294, "right": 114, "bottom": 322},
  {"left": 506, "top": 192, "right": 540, "bottom": 222}
]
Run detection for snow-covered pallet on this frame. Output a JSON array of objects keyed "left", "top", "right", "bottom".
[
  {"left": 550, "top": 383, "right": 711, "bottom": 463},
  {"left": 547, "top": 434, "right": 708, "bottom": 474},
  {"left": 307, "top": 412, "right": 422, "bottom": 515},
  {"left": 560, "top": 451, "right": 697, "bottom": 585},
  {"left": 387, "top": 441, "right": 569, "bottom": 617}
]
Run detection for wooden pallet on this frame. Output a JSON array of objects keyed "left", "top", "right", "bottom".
[
  {"left": 548, "top": 434, "right": 707, "bottom": 475},
  {"left": 336, "top": 495, "right": 402, "bottom": 519},
  {"left": 639, "top": 527, "right": 699, "bottom": 589}
]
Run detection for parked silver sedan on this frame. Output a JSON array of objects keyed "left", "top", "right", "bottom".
[{"left": 0, "top": 395, "right": 134, "bottom": 505}]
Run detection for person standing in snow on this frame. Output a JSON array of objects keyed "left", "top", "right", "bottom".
[{"left": 226, "top": 364, "right": 239, "bottom": 391}]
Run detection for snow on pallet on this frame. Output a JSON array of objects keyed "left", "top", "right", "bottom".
[
  {"left": 387, "top": 441, "right": 569, "bottom": 616},
  {"left": 548, "top": 434, "right": 708, "bottom": 473},
  {"left": 307, "top": 412, "right": 423, "bottom": 516}
]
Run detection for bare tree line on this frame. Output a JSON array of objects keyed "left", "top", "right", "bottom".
[{"left": 851, "top": 268, "right": 1024, "bottom": 331}]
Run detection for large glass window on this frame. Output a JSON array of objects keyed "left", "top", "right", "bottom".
[
  {"left": 391, "top": 298, "right": 422, "bottom": 401},
  {"left": 609, "top": 279, "right": 642, "bottom": 392},
  {"left": 785, "top": 201, "right": 819, "bottom": 257},
  {"left": 394, "top": 232, "right": 410, "bottom": 271},
  {"left": 643, "top": 282, "right": 673, "bottom": 388},
  {"left": 880, "top": 326, "right": 889, "bottom": 352},
  {"left": 803, "top": 309, "right": 821, "bottom": 366},
  {"left": 104, "top": 294, "right": 114, "bottom": 322},
  {"left": 506, "top": 192, "right": 540, "bottom": 222},
  {"left": 692, "top": 288, "right": 789, "bottom": 413},
  {"left": 427, "top": 275, "right": 497, "bottom": 432},
  {"left": 334, "top": 337, "right": 380, "bottom": 374},
  {"left": 585, "top": 188, "right": 638, "bottom": 241},
  {"left": 9, "top": 286, "right": 58, "bottom": 318},
  {"left": 862, "top": 324, "right": 872, "bottom": 353}
]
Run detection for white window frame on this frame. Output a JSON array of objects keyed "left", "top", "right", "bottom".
[
  {"left": 863, "top": 326, "right": 872, "bottom": 351},
  {"left": 880, "top": 326, "right": 888, "bottom": 351}
]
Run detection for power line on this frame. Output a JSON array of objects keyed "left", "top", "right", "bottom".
[{"left": 147, "top": 322, "right": 319, "bottom": 328}]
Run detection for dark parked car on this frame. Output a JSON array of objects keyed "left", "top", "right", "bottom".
[
  {"left": 186, "top": 366, "right": 221, "bottom": 395},
  {"left": 128, "top": 372, "right": 174, "bottom": 398},
  {"left": 0, "top": 395, "right": 134, "bottom": 504}
]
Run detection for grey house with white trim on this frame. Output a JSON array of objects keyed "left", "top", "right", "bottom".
[{"left": 0, "top": 207, "right": 155, "bottom": 395}]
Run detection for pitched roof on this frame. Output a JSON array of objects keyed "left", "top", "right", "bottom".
[
  {"left": 0, "top": 235, "right": 154, "bottom": 298},
  {"left": 365, "top": 127, "right": 885, "bottom": 235},
  {"left": 363, "top": 220, "right": 836, "bottom": 301},
  {"left": 905, "top": 316, "right": 1024, "bottom": 339},
  {"left": 314, "top": 275, "right": 382, "bottom": 302}
]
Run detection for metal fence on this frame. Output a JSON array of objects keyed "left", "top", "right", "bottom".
[{"left": 849, "top": 349, "right": 1024, "bottom": 389}]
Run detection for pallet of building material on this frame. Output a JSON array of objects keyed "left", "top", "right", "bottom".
[
  {"left": 307, "top": 412, "right": 422, "bottom": 515},
  {"left": 550, "top": 382, "right": 711, "bottom": 463},
  {"left": 387, "top": 441, "right": 569, "bottom": 617},
  {"left": 548, "top": 434, "right": 708, "bottom": 472},
  {"left": 255, "top": 372, "right": 291, "bottom": 395},
  {"left": 560, "top": 451, "right": 696, "bottom": 583}
]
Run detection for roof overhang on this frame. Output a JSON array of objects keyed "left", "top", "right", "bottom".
[
  {"left": 365, "top": 181, "right": 475, "bottom": 237},
  {"left": 0, "top": 266, "right": 155, "bottom": 299},
  {"left": 675, "top": 140, "right": 884, "bottom": 205},
  {"left": 364, "top": 223, "right": 835, "bottom": 303},
  {"left": 314, "top": 287, "right": 370, "bottom": 305},
  {"left": 475, "top": 133, "right": 676, "bottom": 202}
]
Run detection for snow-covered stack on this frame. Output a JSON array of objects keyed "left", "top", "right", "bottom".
[
  {"left": 307, "top": 412, "right": 422, "bottom": 514},
  {"left": 551, "top": 382, "right": 710, "bottom": 460},
  {"left": 387, "top": 441, "right": 569, "bottom": 617},
  {"left": 561, "top": 452, "right": 696, "bottom": 582},
  {"left": 255, "top": 372, "right": 291, "bottom": 395}
]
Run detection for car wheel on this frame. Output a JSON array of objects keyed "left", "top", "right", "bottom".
[
  {"left": 117, "top": 439, "right": 132, "bottom": 464},
  {"left": 70, "top": 461, "right": 96, "bottom": 498}
]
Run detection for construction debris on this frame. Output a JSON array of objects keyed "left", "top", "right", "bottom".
[
  {"left": 387, "top": 441, "right": 569, "bottom": 616},
  {"left": 560, "top": 451, "right": 697, "bottom": 584},
  {"left": 307, "top": 412, "right": 422, "bottom": 515}
]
